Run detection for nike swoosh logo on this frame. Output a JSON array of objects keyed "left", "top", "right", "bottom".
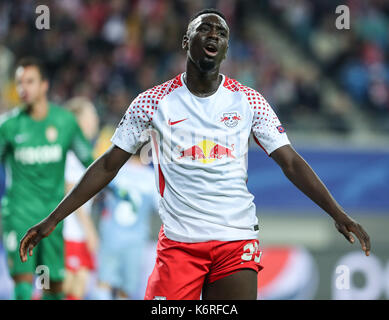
[{"left": 168, "top": 118, "right": 188, "bottom": 126}]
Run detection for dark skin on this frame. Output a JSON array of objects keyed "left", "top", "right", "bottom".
[{"left": 20, "top": 13, "right": 371, "bottom": 300}]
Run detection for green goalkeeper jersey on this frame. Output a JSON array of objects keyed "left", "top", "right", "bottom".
[{"left": 0, "top": 103, "right": 94, "bottom": 227}]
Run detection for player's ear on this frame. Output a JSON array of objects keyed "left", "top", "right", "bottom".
[{"left": 182, "top": 34, "right": 189, "bottom": 51}]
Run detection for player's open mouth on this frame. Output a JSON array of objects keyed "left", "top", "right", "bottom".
[{"left": 203, "top": 44, "right": 218, "bottom": 57}]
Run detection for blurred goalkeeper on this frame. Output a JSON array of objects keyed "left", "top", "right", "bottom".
[
  {"left": 93, "top": 149, "right": 158, "bottom": 300},
  {"left": 19, "top": 10, "right": 370, "bottom": 300},
  {"left": 0, "top": 58, "right": 94, "bottom": 300}
]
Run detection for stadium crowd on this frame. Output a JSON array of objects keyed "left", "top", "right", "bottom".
[
  {"left": 0, "top": 0, "right": 387, "bottom": 134},
  {"left": 264, "top": 0, "right": 389, "bottom": 117},
  {"left": 0, "top": 0, "right": 387, "bottom": 301}
]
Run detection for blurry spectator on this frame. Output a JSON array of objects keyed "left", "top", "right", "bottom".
[
  {"left": 355, "top": 6, "right": 388, "bottom": 50},
  {"left": 0, "top": 165, "right": 5, "bottom": 212},
  {"left": 1, "top": 0, "right": 387, "bottom": 134},
  {"left": 93, "top": 150, "right": 158, "bottom": 300},
  {"left": 295, "top": 69, "right": 321, "bottom": 113},
  {"left": 283, "top": 0, "right": 313, "bottom": 46},
  {"left": 309, "top": 16, "right": 349, "bottom": 71},
  {"left": 0, "top": 45, "right": 15, "bottom": 112},
  {"left": 266, "top": 0, "right": 389, "bottom": 119},
  {"left": 63, "top": 97, "right": 100, "bottom": 300}
]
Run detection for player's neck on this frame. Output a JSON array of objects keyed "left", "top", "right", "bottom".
[
  {"left": 28, "top": 97, "right": 49, "bottom": 121},
  {"left": 185, "top": 60, "right": 222, "bottom": 97}
]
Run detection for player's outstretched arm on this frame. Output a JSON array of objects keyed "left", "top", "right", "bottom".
[
  {"left": 270, "top": 144, "right": 371, "bottom": 256},
  {"left": 19, "top": 144, "right": 131, "bottom": 262}
]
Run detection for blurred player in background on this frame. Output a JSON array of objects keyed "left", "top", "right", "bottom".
[
  {"left": 62, "top": 97, "right": 99, "bottom": 300},
  {"left": 0, "top": 164, "right": 4, "bottom": 206},
  {"left": 19, "top": 9, "right": 370, "bottom": 300},
  {"left": 0, "top": 58, "right": 94, "bottom": 300},
  {"left": 93, "top": 148, "right": 158, "bottom": 300},
  {"left": 0, "top": 164, "right": 5, "bottom": 237}
]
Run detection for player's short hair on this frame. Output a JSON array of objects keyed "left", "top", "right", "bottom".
[
  {"left": 189, "top": 8, "right": 227, "bottom": 25},
  {"left": 15, "top": 57, "right": 48, "bottom": 80}
]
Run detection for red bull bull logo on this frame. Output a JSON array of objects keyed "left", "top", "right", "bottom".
[
  {"left": 177, "top": 140, "right": 235, "bottom": 164},
  {"left": 209, "top": 143, "right": 235, "bottom": 159},
  {"left": 178, "top": 145, "right": 206, "bottom": 160},
  {"left": 220, "top": 112, "right": 241, "bottom": 128}
]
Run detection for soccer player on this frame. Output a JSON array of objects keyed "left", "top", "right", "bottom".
[
  {"left": 0, "top": 58, "right": 94, "bottom": 300},
  {"left": 0, "top": 164, "right": 4, "bottom": 203},
  {"left": 19, "top": 9, "right": 371, "bottom": 300},
  {"left": 62, "top": 97, "right": 99, "bottom": 300},
  {"left": 93, "top": 150, "right": 158, "bottom": 300}
]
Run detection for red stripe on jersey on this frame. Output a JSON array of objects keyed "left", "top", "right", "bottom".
[
  {"left": 158, "top": 164, "right": 165, "bottom": 197},
  {"left": 253, "top": 135, "right": 269, "bottom": 156},
  {"left": 151, "top": 130, "right": 166, "bottom": 197}
]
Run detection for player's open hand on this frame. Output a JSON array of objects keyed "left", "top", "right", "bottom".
[
  {"left": 19, "top": 218, "right": 57, "bottom": 263},
  {"left": 334, "top": 214, "right": 371, "bottom": 256}
]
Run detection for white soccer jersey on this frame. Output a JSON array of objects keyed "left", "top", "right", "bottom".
[
  {"left": 63, "top": 151, "right": 93, "bottom": 242},
  {"left": 111, "top": 73, "right": 290, "bottom": 242}
]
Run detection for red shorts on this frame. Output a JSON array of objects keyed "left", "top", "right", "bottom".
[
  {"left": 65, "top": 240, "right": 95, "bottom": 272},
  {"left": 144, "top": 226, "right": 263, "bottom": 300}
]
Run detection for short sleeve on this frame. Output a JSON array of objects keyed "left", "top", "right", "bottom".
[
  {"left": 111, "top": 93, "right": 154, "bottom": 154},
  {"left": 249, "top": 91, "right": 290, "bottom": 155}
]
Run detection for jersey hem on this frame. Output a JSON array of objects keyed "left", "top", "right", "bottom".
[
  {"left": 110, "top": 135, "right": 138, "bottom": 154},
  {"left": 266, "top": 140, "right": 291, "bottom": 156},
  {"left": 163, "top": 227, "right": 259, "bottom": 243}
]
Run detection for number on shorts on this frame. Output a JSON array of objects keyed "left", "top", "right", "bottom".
[{"left": 241, "top": 241, "right": 262, "bottom": 263}]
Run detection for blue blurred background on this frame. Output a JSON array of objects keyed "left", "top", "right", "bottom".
[{"left": 248, "top": 148, "right": 389, "bottom": 212}]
